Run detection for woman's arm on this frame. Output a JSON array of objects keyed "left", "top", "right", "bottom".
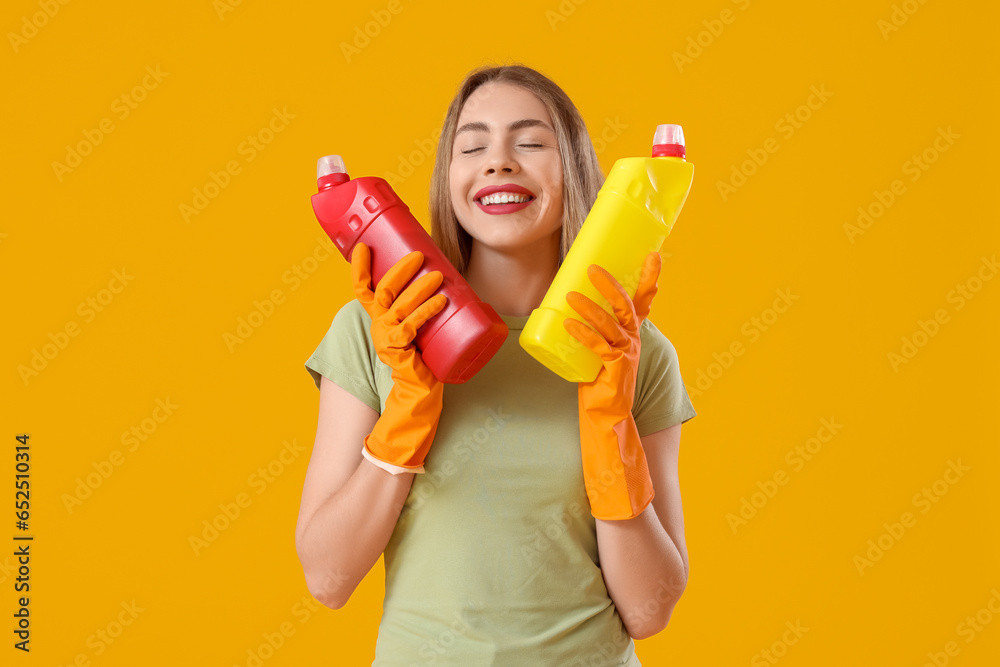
[
  {"left": 294, "top": 376, "right": 416, "bottom": 609},
  {"left": 297, "top": 246, "right": 448, "bottom": 609},
  {"left": 595, "top": 422, "right": 689, "bottom": 640}
]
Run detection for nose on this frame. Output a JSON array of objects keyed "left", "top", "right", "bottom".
[{"left": 483, "top": 144, "right": 519, "bottom": 175}]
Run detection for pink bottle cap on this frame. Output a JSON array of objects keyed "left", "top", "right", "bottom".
[
  {"left": 317, "top": 155, "right": 347, "bottom": 178},
  {"left": 316, "top": 155, "right": 350, "bottom": 187},
  {"left": 652, "top": 124, "right": 686, "bottom": 158}
]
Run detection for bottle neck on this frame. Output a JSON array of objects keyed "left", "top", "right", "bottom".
[
  {"left": 317, "top": 172, "right": 351, "bottom": 191},
  {"left": 652, "top": 144, "right": 685, "bottom": 159}
]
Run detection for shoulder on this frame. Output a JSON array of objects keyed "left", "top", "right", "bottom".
[
  {"left": 632, "top": 315, "right": 697, "bottom": 433},
  {"left": 326, "top": 299, "right": 379, "bottom": 358},
  {"left": 638, "top": 317, "right": 680, "bottom": 371},
  {"left": 321, "top": 299, "right": 373, "bottom": 350},
  {"left": 305, "top": 299, "right": 387, "bottom": 407},
  {"left": 332, "top": 298, "right": 371, "bottom": 329}
]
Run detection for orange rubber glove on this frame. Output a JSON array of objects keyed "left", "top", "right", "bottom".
[
  {"left": 351, "top": 243, "right": 448, "bottom": 474},
  {"left": 563, "top": 252, "right": 662, "bottom": 520}
]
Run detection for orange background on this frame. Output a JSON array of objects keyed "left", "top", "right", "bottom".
[{"left": 3, "top": 0, "right": 998, "bottom": 664}]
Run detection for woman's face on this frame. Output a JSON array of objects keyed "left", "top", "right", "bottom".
[{"left": 449, "top": 82, "right": 564, "bottom": 258}]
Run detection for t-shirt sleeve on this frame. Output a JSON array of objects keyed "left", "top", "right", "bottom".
[
  {"left": 303, "top": 299, "right": 383, "bottom": 414},
  {"left": 632, "top": 318, "right": 697, "bottom": 437}
]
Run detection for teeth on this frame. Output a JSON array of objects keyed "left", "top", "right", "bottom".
[{"left": 479, "top": 192, "right": 532, "bottom": 205}]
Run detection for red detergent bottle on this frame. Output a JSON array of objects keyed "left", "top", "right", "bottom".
[{"left": 311, "top": 155, "right": 508, "bottom": 384}]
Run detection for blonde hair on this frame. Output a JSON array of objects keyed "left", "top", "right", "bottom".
[{"left": 429, "top": 64, "right": 604, "bottom": 275}]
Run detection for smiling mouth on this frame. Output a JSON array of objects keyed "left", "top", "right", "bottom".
[{"left": 477, "top": 192, "right": 535, "bottom": 206}]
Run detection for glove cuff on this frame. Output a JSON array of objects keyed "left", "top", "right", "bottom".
[
  {"left": 580, "top": 411, "right": 655, "bottom": 520},
  {"left": 364, "top": 373, "right": 443, "bottom": 470},
  {"left": 361, "top": 441, "right": 426, "bottom": 475}
]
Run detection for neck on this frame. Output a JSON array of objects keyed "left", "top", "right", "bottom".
[{"left": 463, "top": 240, "right": 560, "bottom": 317}]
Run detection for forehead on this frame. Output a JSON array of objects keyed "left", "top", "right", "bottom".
[{"left": 457, "top": 82, "right": 553, "bottom": 127}]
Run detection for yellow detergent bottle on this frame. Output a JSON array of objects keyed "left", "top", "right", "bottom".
[{"left": 520, "top": 124, "right": 695, "bottom": 382}]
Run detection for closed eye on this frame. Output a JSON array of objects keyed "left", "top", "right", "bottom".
[{"left": 461, "top": 143, "right": 545, "bottom": 154}]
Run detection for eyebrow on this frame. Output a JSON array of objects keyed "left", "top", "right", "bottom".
[{"left": 456, "top": 118, "right": 554, "bottom": 135}]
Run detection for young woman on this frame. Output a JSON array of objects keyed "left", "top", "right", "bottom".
[{"left": 296, "top": 64, "right": 696, "bottom": 666}]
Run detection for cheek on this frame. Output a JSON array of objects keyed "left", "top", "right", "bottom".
[
  {"left": 546, "top": 175, "right": 564, "bottom": 208},
  {"left": 449, "top": 163, "right": 468, "bottom": 192},
  {"left": 545, "top": 158, "right": 564, "bottom": 200},
  {"left": 448, "top": 171, "right": 462, "bottom": 204}
]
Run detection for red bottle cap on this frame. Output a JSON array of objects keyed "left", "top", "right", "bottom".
[
  {"left": 317, "top": 155, "right": 350, "bottom": 187},
  {"left": 652, "top": 124, "right": 686, "bottom": 158}
]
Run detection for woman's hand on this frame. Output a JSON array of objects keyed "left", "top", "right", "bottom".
[
  {"left": 351, "top": 243, "right": 448, "bottom": 474},
  {"left": 352, "top": 242, "right": 446, "bottom": 378},
  {"left": 563, "top": 251, "right": 662, "bottom": 519}
]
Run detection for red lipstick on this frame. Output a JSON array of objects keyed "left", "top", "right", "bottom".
[{"left": 474, "top": 184, "right": 536, "bottom": 215}]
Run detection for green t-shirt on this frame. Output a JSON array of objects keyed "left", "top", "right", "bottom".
[{"left": 305, "top": 300, "right": 696, "bottom": 666}]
